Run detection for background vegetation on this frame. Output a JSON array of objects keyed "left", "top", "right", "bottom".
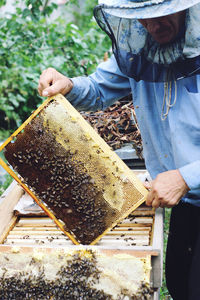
[
  {"left": 0, "top": 0, "right": 170, "bottom": 298},
  {"left": 0, "top": 0, "right": 110, "bottom": 133}
]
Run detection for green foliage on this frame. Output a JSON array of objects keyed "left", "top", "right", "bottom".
[
  {"left": 72, "top": 0, "right": 98, "bottom": 30},
  {"left": 0, "top": 129, "right": 11, "bottom": 140},
  {"left": 0, "top": 0, "right": 6, "bottom": 8},
  {"left": 0, "top": 0, "right": 111, "bottom": 131},
  {"left": 0, "top": 174, "right": 13, "bottom": 196}
]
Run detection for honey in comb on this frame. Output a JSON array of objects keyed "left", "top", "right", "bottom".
[{"left": 4, "top": 95, "right": 147, "bottom": 244}]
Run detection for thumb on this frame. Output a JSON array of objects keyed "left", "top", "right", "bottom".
[
  {"left": 42, "top": 89, "right": 51, "bottom": 97},
  {"left": 42, "top": 79, "right": 72, "bottom": 97},
  {"left": 42, "top": 82, "right": 61, "bottom": 97}
]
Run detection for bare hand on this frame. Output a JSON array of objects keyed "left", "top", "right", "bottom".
[
  {"left": 38, "top": 68, "right": 73, "bottom": 97},
  {"left": 144, "top": 170, "right": 189, "bottom": 208}
]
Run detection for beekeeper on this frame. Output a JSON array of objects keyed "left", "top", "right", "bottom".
[{"left": 38, "top": 1, "right": 200, "bottom": 299}]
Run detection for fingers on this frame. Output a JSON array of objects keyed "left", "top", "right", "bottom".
[
  {"left": 145, "top": 170, "right": 186, "bottom": 209},
  {"left": 152, "top": 198, "right": 161, "bottom": 209},
  {"left": 38, "top": 68, "right": 73, "bottom": 97},
  {"left": 146, "top": 193, "right": 165, "bottom": 208},
  {"left": 144, "top": 181, "right": 159, "bottom": 208},
  {"left": 146, "top": 186, "right": 180, "bottom": 208},
  {"left": 146, "top": 189, "right": 160, "bottom": 208},
  {"left": 145, "top": 185, "right": 170, "bottom": 208},
  {"left": 144, "top": 181, "right": 160, "bottom": 208},
  {"left": 42, "top": 80, "right": 69, "bottom": 97}
]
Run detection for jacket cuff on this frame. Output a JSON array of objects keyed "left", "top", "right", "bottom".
[
  {"left": 65, "top": 77, "right": 81, "bottom": 102},
  {"left": 179, "top": 161, "right": 200, "bottom": 190}
]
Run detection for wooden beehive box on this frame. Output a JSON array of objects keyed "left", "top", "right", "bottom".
[{"left": 0, "top": 178, "right": 163, "bottom": 300}]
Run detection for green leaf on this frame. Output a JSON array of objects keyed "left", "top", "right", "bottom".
[{"left": 0, "top": 0, "right": 6, "bottom": 8}]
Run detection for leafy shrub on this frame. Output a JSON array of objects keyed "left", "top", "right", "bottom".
[
  {"left": 0, "top": 174, "right": 13, "bottom": 196},
  {"left": 0, "top": 0, "right": 111, "bottom": 130}
]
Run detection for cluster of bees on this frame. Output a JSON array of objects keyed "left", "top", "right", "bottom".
[
  {"left": 0, "top": 251, "right": 110, "bottom": 299},
  {"left": 5, "top": 117, "right": 115, "bottom": 244},
  {"left": 0, "top": 250, "right": 153, "bottom": 299}
]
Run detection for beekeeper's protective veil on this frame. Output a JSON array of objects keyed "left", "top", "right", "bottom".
[{"left": 94, "top": 0, "right": 200, "bottom": 82}]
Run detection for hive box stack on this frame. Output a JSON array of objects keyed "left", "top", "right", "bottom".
[
  {"left": 0, "top": 94, "right": 163, "bottom": 299},
  {"left": 0, "top": 183, "right": 163, "bottom": 300}
]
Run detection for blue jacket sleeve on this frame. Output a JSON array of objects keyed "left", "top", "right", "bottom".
[
  {"left": 179, "top": 161, "right": 200, "bottom": 190},
  {"left": 66, "top": 55, "right": 131, "bottom": 111}
]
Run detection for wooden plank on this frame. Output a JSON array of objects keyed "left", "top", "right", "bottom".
[
  {"left": 18, "top": 217, "right": 54, "bottom": 223},
  {"left": 5, "top": 233, "right": 150, "bottom": 246},
  {"left": 100, "top": 236, "right": 149, "bottom": 242},
  {"left": 0, "top": 245, "right": 159, "bottom": 257},
  {"left": 111, "top": 227, "right": 151, "bottom": 232},
  {"left": 4, "top": 237, "right": 149, "bottom": 247},
  {"left": 8, "top": 231, "right": 65, "bottom": 236},
  {"left": 16, "top": 223, "right": 57, "bottom": 228},
  {"left": 0, "top": 216, "right": 18, "bottom": 244},
  {"left": 130, "top": 210, "right": 155, "bottom": 216},
  {"left": 6, "top": 236, "right": 68, "bottom": 241},
  {"left": 120, "top": 217, "right": 153, "bottom": 224},
  {"left": 4, "top": 239, "right": 71, "bottom": 246},
  {"left": 0, "top": 183, "right": 24, "bottom": 240},
  {"left": 106, "top": 231, "right": 150, "bottom": 236},
  {"left": 8, "top": 231, "right": 149, "bottom": 238},
  {"left": 12, "top": 227, "right": 60, "bottom": 231},
  {"left": 116, "top": 223, "right": 151, "bottom": 228},
  {"left": 13, "top": 224, "right": 151, "bottom": 231},
  {"left": 6, "top": 235, "right": 149, "bottom": 244},
  {"left": 134, "top": 206, "right": 154, "bottom": 211},
  {"left": 98, "top": 239, "right": 149, "bottom": 247}
]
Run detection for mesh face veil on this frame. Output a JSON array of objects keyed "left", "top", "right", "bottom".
[{"left": 94, "top": 1, "right": 200, "bottom": 82}]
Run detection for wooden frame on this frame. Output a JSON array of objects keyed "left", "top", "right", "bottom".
[{"left": 0, "top": 95, "right": 149, "bottom": 246}]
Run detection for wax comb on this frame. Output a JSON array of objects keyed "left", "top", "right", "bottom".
[{"left": 0, "top": 94, "right": 148, "bottom": 245}]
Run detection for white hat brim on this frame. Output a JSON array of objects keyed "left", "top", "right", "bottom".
[{"left": 98, "top": 0, "right": 200, "bottom": 19}]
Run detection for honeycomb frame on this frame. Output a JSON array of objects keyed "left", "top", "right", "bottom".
[{"left": 0, "top": 94, "right": 148, "bottom": 245}]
